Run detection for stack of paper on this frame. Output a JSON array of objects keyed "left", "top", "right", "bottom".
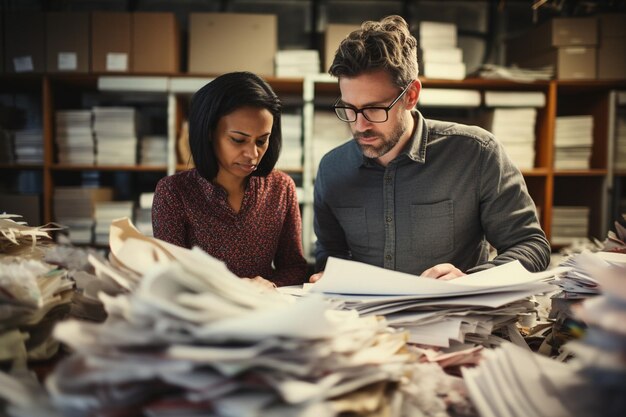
[
  {"left": 615, "top": 109, "right": 626, "bottom": 170},
  {"left": 485, "top": 108, "right": 537, "bottom": 169},
  {"left": 134, "top": 192, "right": 154, "bottom": 237},
  {"left": 54, "top": 187, "right": 113, "bottom": 245},
  {"left": 14, "top": 129, "right": 43, "bottom": 164},
  {"left": 419, "top": 21, "right": 465, "bottom": 80},
  {"left": 275, "top": 50, "right": 320, "bottom": 77},
  {"left": 312, "top": 110, "right": 351, "bottom": 175},
  {"left": 93, "top": 107, "right": 137, "bottom": 165},
  {"left": 55, "top": 110, "right": 94, "bottom": 165},
  {"left": 94, "top": 201, "right": 134, "bottom": 245},
  {"left": 309, "top": 257, "right": 565, "bottom": 348},
  {"left": 418, "top": 88, "right": 481, "bottom": 107},
  {"left": 275, "top": 113, "right": 302, "bottom": 170},
  {"left": 554, "top": 115, "right": 593, "bottom": 169},
  {"left": 551, "top": 206, "right": 590, "bottom": 245},
  {"left": 139, "top": 135, "right": 167, "bottom": 166}
]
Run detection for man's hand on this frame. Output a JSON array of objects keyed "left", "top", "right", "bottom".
[
  {"left": 309, "top": 271, "right": 324, "bottom": 283},
  {"left": 421, "top": 263, "right": 465, "bottom": 280},
  {"left": 242, "top": 276, "right": 277, "bottom": 291}
]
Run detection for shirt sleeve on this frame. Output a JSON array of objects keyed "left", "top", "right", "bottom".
[
  {"left": 313, "top": 158, "right": 352, "bottom": 272},
  {"left": 469, "top": 138, "right": 551, "bottom": 273},
  {"left": 152, "top": 177, "right": 189, "bottom": 248},
  {"left": 271, "top": 175, "right": 308, "bottom": 286}
]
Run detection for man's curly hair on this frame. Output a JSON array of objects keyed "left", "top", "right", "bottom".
[{"left": 329, "top": 15, "right": 418, "bottom": 88}]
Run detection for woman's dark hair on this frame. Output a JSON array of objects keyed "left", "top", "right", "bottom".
[{"left": 189, "top": 71, "right": 282, "bottom": 180}]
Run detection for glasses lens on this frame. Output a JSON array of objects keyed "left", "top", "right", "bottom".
[
  {"left": 335, "top": 107, "right": 356, "bottom": 122},
  {"left": 362, "top": 108, "right": 388, "bottom": 123}
]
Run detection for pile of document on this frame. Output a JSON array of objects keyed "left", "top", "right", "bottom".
[
  {"left": 42, "top": 219, "right": 469, "bottom": 417},
  {"left": 312, "top": 110, "right": 351, "bottom": 175},
  {"left": 94, "top": 201, "right": 134, "bottom": 245},
  {"left": 309, "top": 257, "right": 565, "bottom": 348},
  {"left": 275, "top": 113, "right": 303, "bottom": 170},
  {"left": 54, "top": 186, "right": 114, "bottom": 245},
  {"left": 93, "top": 107, "right": 137, "bottom": 165},
  {"left": 471, "top": 63, "right": 554, "bottom": 82},
  {"left": 419, "top": 21, "right": 465, "bottom": 80},
  {"left": 275, "top": 50, "right": 320, "bottom": 77},
  {"left": 554, "top": 115, "right": 593, "bottom": 170},
  {"left": 551, "top": 206, "right": 590, "bottom": 246},
  {"left": 55, "top": 110, "right": 94, "bottom": 165},
  {"left": 134, "top": 192, "right": 154, "bottom": 236},
  {"left": 139, "top": 135, "right": 168, "bottom": 166},
  {"left": 13, "top": 129, "right": 43, "bottom": 164},
  {"left": 602, "top": 217, "right": 626, "bottom": 253},
  {"left": 463, "top": 251, "right": 626, "bottom": 417}
]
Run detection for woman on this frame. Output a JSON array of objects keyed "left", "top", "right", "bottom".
[{"left": 152, "top": 72, "right": 307, "bottom": 287}]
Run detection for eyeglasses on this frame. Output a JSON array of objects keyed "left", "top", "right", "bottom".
[{"left": 333, "top": 83, "right": 412, "bottom": 123}]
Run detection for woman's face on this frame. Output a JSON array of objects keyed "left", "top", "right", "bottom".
[{"left": 213, "top": 106, "right": 273, "bottom": 182}]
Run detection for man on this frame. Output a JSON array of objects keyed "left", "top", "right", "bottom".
[{"left": 311, "top": 15, "right": 550, "bottom": 282}]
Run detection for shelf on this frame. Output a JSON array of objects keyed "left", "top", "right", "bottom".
[
  {"left": 614, "top": 169, "right": 626, "bottom": 176},
  {"left": 520, "top": 168, "right": 549, "bottom": 176},
  {"left": 553, "top": 169, "right": 608, "bottom": 176},
  {"left": 0, "top": 163, "right": 44, "bottom": 170},
  {"left": 51, "top": 164, "right": 167, "bottom": 172}
]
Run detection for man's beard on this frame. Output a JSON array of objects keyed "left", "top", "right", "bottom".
[{"left": 354, "top": 119, "right": 407, "bottom": 159}]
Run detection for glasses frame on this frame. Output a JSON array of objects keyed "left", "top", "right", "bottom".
[{"left": 333, "top": 82, "right": 412, "bottom": 123}]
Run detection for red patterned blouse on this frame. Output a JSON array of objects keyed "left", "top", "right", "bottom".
[{"left": 152, "top": 169, "right": 308, "bottom": 286}]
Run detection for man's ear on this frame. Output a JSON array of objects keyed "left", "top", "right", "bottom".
[{"left": 405, "top": 79, "right": 421, "bottom": 109}]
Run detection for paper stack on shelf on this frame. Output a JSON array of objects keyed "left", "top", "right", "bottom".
[
  {"left": 551, "top": 206, "right": 590, "bottom": 246},
  {"left": 14, "top": 129, "right": 43, "bottom": 164},
  {"left": 93, "top": 107, "right": 137, "bottom": 166},
  {"left": 139, "top": 135, "right": 167, "bottom": 166},
  {"left": 615, "top": 108, "right": 626, "bottom": 170},
  {"left": 54, "top": 187, "right": 114, "bottom": 245},
  {"left": 554, "top": 115, "right": 593, "bottom": 170},
  {"left": 419, "top": 21, "right": 465, "bottom": 80},
  {"left": 312, "top": 110, "right": 351, "bottom": 175},
  {"left": 93, "top": 201, "right": 134, "bottom": 245},
  {"left": 418, "top": 88, "right": 481, "bottom": 107},
  {"left": 485, "top": 108, "right": 537, "bottom": 169},
  {"left": 275, "top": 113, "right": 302, "bottom": 170},
  {"left": 55, "top": 110, "right": 94, "bottom": 165},
  {"left": 134, "top": 192, "right": 154, "bottom": 236},
  {"left": 274, "top": 49, "right": 320, "bottom": 77}
]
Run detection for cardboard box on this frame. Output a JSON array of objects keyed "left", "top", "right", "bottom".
[
  {"left": 91, "top": 12, "right": 132, "bottom": 73},
  {"left": 325, "top": 24, "right": 360, "bottom": 72},
  {"left": 188, "top": 13, "right": 276, "bottom": 76},
  {"left": 517, "top": 46, "right": 597, "bottom": 80},
  {"left": 46, "top": 12, "right": 90, "bottom": 73},
  {"left": 4, "top": 13, "right": 45, "bottom": 73},
  {"left": 0, "top": 194, "right": 41, "bottom": 226},
  {"left": 132, "top": 12, "right": 179, "bottom": 74},
  {"left": 598, "top": 38, "right": 626, "bottom": 80}
]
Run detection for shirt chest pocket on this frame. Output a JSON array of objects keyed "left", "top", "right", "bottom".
[
  {"left": 410, "top": 200, "right": 454, "bottom": 258},
  {"left": 335, "top": 207, "right": 369, "bottom": 254}
]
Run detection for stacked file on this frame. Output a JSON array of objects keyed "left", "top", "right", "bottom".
[
  {"left": 275, "top": 49, "right": 320, "bottom": 77},
  {"left": 14, "top": 129, "right": 43, "bottom": 164},
  {"left": 0, "top": 129, "right": 14, "bottom": 163},
  {"left": 54, "top": 187, "right": 113, "bottom": 245},
  {"left": 419, "top": 21, "right": 465, "bottom": 80},
  {"left": 134, "top": 192, "right": 154, "bottom": 236},
  {"left": 486, "top": 108, "right": 537, "bottom": 169},
  {"left": 615, "top": 110, "right": 626, "bottom": 170},
  {"left": 275, "top": 113, "right": 302, "bottom": 170},
  {"left": 94, "top": 201, "right": 134, "bottom": 245},
  {"left": 554, "top": 115, "right": 593, "bottom": 169},
  {"left": 139, "top": 135, "right": 167, "bottom": 166},
  {"left": 418, "top": 88, "right": 481, "bottom": 107},
  {"left": 93, "top": 107, "right": 137, "bottom": 166},
  {"left": 463, "top": 252, "right": 626, "bottom": 417},
  {"left": 551, "top": 206, "right": 590, "bottom": 246},
  {"left": 44, "top": 218, "right": 469, "bottom": 417},
  {"left": 312, "top": 110, "right": 351, "bottom": 175},
  {"left": 308, "top": 257, "right": 565, "bottom": 348},
  {"left": 55, "top": 110, "right": 94, "bottom": 165}
]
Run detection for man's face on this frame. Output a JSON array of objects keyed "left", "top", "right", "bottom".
[{"left": 337, "top": 70, "right": 413, "bottom": 159}]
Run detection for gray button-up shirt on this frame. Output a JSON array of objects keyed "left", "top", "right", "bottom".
[{"left": 314, "top": 110, "right": 550, "bottom": 275}]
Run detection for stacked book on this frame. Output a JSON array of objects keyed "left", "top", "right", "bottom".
[
  {"left": 94, "top": 200, "right": 134, "bottom": 245},
  {"left": 139, "top": 135, "right": 167, "bottom": 166},
  {"left": 134, "top": 192, "right": 153, "bottom": 236},
  {"left": 483, "top": 91, "right": 545, "bottom": 170},
  {"left": 275, "top": 113, "right": 302, "bottom": 170},
  {"left": 93, "top": 107, "right": 137, "bottom": 166},
  {"left": 274, "top": 49, "right": 320, "bottom": 77},
  {"left": 554, "top": 115, "right": 593, "bottom": 169},
  {"left": 551, "top": 206, "right": 590, "bottom": 245},
  {"left": 419, "top": 21, "right": 465, "bottom": 80},
  {"left": 56, "top": 110, "right": 94, "bottom": 165},
  {"left": 14, "top": 129, "right": 43, "bottom": 164},
  {"left": 54, "top": 187, "right": 113, "bottom": 244},
  {"left": 312, "top": 110, "right": 351, "bottom": 176}
]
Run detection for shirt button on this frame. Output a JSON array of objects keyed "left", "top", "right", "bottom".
[
  {"left": 385, "top": 254, "right": 392, "bottom": 261},
  {"left": 385, "top": 176, "right": 392, "bottom": 182},
  {"left": 386, "top": 216, "right": 392, "bottom": 223}
]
